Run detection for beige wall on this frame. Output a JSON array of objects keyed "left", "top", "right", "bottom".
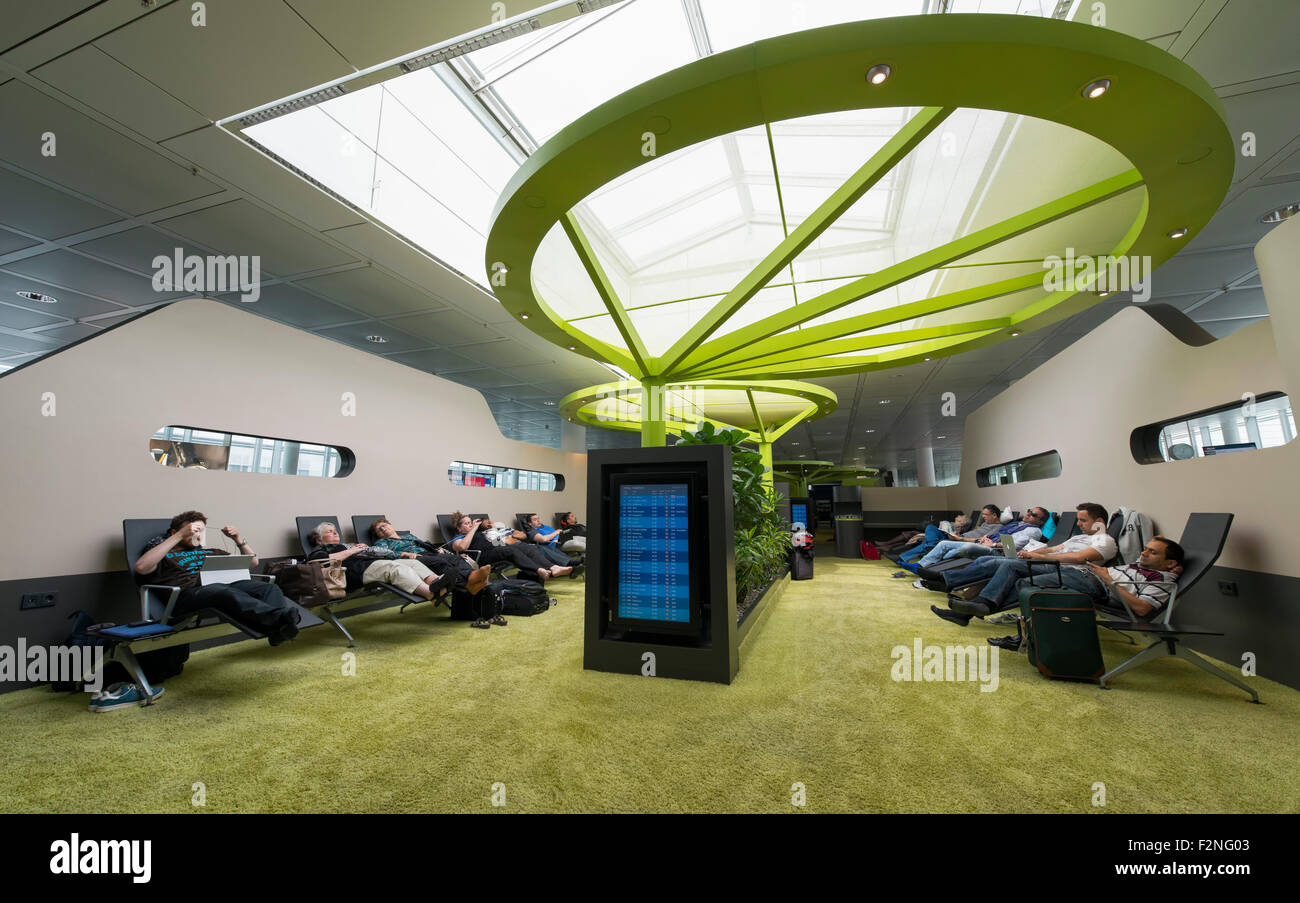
[
  {"left": 0, "top": 299, "right": 587, "bottom": 581},
  {"left": 947, "top": 307, "right": 1295, "bottom": 575},
  {"left": 859, "top": 487, "right": 954, "bottom": 510}
]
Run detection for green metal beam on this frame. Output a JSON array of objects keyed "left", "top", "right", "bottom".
[
  {"left": 678, "top": 271, "right": 1044, "bottom": 377},
  {"left": 745, "top": 389, "right": 769, "bottom": 443},
  {"left": 673, "top": 168, "right": 1145, "bottom": 375},
  {"left": 561, "top": 212, "right": 650, "bottom": 376},
  {"left": 654, "top": 105, "right": 954, "bottom": 375},
  {"left": 688, "top": 318, "right": 1011, "bottom": 379}
]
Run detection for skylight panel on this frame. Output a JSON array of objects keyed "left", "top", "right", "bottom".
[
  {"left": 700, "top": 0, "right": 926, "bottom": 52},
  {"left": 483, "top": 0, "right": 698, "bottom": 145}
]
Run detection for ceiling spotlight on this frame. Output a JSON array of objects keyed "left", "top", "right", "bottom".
[
  {"left": 866, "top": 429, "right": 876, "bottom": 434},
  {"left": 1167, "top": 227, "right": 1188, "bottom": 239},
  {"left": 1098, "top": 291, "right": 1113, "bottom": 298},
  {"left": 521, "top": 313, "right": 530, "bottom": 319},
  {"left": 866, "top": 64, "right": 892, "bottom": 85},
  {"left": 879, "top": 399, "right": 891, "bottom": 405},
  {"left": 365, "top": 335, "right": 387, "bottom": 343},
  {"left": 1081, "top": 78, "right": 1111, "bottom": 99},
  {"left": 542, "top": 401, "right": 556, "bottom": 406},
  {"left": 17, "top": 290, "right": 57, "bottom": 304},
  {"left": 568, "top": 345, "right": 576, "bottom": 350},
  {"left": 791, "top": 441, "right": 800, "bottom": 445},
  {"left": 857, "top": 446, "right": 865, "bottom": 450},
  {"left": 1261, "top": 203, "right": 1299, "bottom": 224},
  {"left": 1009, "top": 330, "right": 1022, "bottom": 337},
  {"left": 937, "top": 435, "right": 947, "bottom": 440},
  {"left": 923, "top": 357, "right": 931, "bottom": 361}
]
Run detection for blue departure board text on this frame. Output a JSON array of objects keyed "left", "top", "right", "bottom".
[
  {"left": 618, "top": 483, "right": 690, "bottom": 623},
  {"left": 792, "top": 503, "right": 808, "bottom": 526}
]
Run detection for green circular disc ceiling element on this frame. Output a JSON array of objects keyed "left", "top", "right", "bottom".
[
  {"left": 485, "top": 14, "right": 1232, "bottom": 383},
  {"left": 559, "top": 379, "right": 836, "bottom": 444},
  {"left": 773, "top": 461, "right": 881, "bottom": 487}
]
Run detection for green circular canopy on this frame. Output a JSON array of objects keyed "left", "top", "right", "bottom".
[
  {"left": 486, "top": 14, "right": 1231, "bottom": 382},
  {"left": 560, "top": 379, "right": 836, "bottom": 443}
]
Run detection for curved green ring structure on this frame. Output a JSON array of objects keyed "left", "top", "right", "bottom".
[
  {"left": 559, "top": 379, "right": 837, "bottom": 444},
  {"left": 485, "top": 14, "right": 1232, "bottom": 382}
]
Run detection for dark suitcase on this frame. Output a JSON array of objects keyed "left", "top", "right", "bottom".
[
  {"left": 494, "top": 579, "right": 553, "bottom": 616},
  {"left": 791, "top": 547, "right": 814, "bottom": 580},
  {"left": 1017, "top": 567, "right": 1104, "bottom": 682}
]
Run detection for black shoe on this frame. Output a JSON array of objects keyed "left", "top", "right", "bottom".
[
  {"left": 988, "top": 634, "right": 1023, "bottom": 651},
  {"left": 949, "top": 596, "right": 992, "bottom": 617},
  {"left": 930, "top": 605, "right": 972, "bottom": 627},
  {"left": 915, "top": 566, "right": 947, "bottom": 584},
  {"left": 920, "top": 578, "right": 946, "bottom": 592}
]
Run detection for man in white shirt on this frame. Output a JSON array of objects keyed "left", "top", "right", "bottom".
[{"left": 926, "top": 503, "right": 1117, "bottom": 625}]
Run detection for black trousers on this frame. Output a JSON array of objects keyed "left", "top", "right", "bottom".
[
  {"left": 417, "top": 551, "right": 474, "bottom": 582},
  {"left": 476, "top": 544, "right": 555, "bottom": 576},
  {"left": 176, "top": 579, "right": 294, "bottom": 632}
]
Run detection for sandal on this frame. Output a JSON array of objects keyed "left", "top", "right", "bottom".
[
  {"left": 490, "top": 615, "right": 508, "bottom": 627},
  {"left": 470, "top": 619, "right": 490, "bottom": 629}
]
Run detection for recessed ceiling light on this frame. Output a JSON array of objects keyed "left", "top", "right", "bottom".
[
  {"left": 937, "top": 435, "right": 946, "bottom": 439},
  {"left": 1081, "top": 78, "right": 1111, "bottom": 99},
  {"left": 1009, "top": 330, "right": 1022, "bottom": 337},
  {"left": 866, "top": 429, "right": 876, "bottom": 434},
  {"left": 17, "top": 290, "right": 57, "bottom": 304},
  {"left": 520, "top": 313, "right": 530, "bottom": 319},
  {"left": 923, "top": 357, "right": 931, "bottom": 361},
  {"left": 1260, "top": 203, "right": 1299, "bottom": 224},
  {"left": 1098, "top": 291, "right": 1113, "bottom": 298},
  {"left": 791, "top": 442, "right": 800, "bottom": 445},
  {"left": 879, "top": 399, "right": 891, "bottom": 405},
  {"left": 542, "top": 401, "right": 555, "bottom": 406},
  {"left": 365, "top": 335, "right": 387, "bottom": 343},
  {"left": 1167, "top": 227, "right": 1188, "bottom": 239},
  {"left": 866, "top": 64, "right": 891, "bottom": 85},
  {"left": 857, "top": 446, "right": 865, "bottom": 449},
  {"left": 568, "top": 345, "right": 576, "bottom": 350}
]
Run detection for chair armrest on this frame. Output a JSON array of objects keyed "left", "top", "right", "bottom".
[
  {"left": 139, "top": 584, "right": 181, "bottom": 622},
  {"left": 1106, "top": 579, "right": 1178, "bottom": 625},
  {"left": 250, "top": 573, "right": 276, "bottom": 584},
  {"left": 1023, "top": 559, "right": 1062, "bottom": 584}
]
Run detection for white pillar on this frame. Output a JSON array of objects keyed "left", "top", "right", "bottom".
[
  {"left": 916, "top": 445, "right": 936, "bottom": 487},
  {"left": 560, "top": 418, "right": 586, "bottom": 452},
  {"left": 1256, "top": 216, "right": 1300, "bottom": 396}
]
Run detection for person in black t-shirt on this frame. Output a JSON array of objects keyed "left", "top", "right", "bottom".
[{"left": 135, "top": 510, "right": 300, "bottom": 646}]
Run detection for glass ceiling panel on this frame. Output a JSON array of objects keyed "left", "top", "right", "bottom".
[
  {"left": 700, "top": 0, "right": 927, "bottom": 52},
  {"left": 469, "top": 0, "right": 698, "bottom": 146},
  {"left": 243, "top": 0, "right": 1097, "bottom": 364}
]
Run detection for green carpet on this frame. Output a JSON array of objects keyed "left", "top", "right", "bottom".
[{"left": 2, "top": 557, "right": 1294, "bottom": 813}]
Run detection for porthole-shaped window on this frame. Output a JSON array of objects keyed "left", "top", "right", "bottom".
[
  {"left": 976, "top": 450, "right": 1061, "bottom": 487},
  {"left": 150, "top": 426, "right": 354, "bottom": 477},
  {"left": 1130, "top": 392, "right": 1295, "bottom": 464},
  {"left": 448, "top": 461, "right": 564, "bottom": 491}
]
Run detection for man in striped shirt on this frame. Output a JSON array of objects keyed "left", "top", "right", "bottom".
[{"left": 984, "top": 537, "right": 1184, "bottom": 651}]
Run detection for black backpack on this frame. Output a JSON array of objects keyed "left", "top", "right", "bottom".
[
  {"left": 51, "top": 610, "right": 189, "bottom": 691},
  {"left": 492, "top": 578, "right": 554, "bottom": 616}
]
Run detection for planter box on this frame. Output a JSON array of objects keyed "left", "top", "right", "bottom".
[{"left": 737, "top": 569, "right": 790, "bottom": 651}]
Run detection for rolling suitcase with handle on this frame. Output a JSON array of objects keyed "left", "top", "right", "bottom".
[{"left": 1017, "top": 563, "right": 1105, "bottom": 682}]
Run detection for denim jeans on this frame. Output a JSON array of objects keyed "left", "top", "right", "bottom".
[
  {"left": 917, "top": 540, "right": 999, "bottom": 568},
  {"left": 977, "top": 562, "right": 1105, "bottom": 612}
]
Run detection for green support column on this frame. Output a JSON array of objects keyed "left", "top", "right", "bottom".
[
  {"left": 640, "top": 382, "right": 667, "bottom": 447},
  {"left": 759, "top": 442, "right": 773, "bottom": 490}
]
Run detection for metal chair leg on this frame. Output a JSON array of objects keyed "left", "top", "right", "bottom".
[
  {"left": 1098, "top": 640, "right": 1168, "bottom": 689},
  {"left": 113, "top": 646, "right": 160, "bottom": 703},
  {"left": 1175, "top": 645, "right": 1261, "bottom": 703},
  {"left": 324, "top": 609, "right": 356, "bottom": 648}
]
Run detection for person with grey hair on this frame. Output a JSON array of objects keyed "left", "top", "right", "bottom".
[{"left": 306, "top": 522, "right": 453, "bottom": 601}]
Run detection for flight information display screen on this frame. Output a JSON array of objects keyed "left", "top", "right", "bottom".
[
  {"left": 792, "top": 502, "right": 808, "bottom": 526},
  {"left": 617, "top": 482, "right": 690, "bottom": 623}
]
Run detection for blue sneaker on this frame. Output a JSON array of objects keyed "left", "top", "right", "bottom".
[{"left": 87, "top": 682, "right": 163, "bottom": 713}]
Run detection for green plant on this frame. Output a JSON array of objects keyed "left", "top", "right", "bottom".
[{"left": 676, "top": 422, "right": 788, "bottom": 607}]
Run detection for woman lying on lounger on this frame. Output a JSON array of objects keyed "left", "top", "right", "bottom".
[
  {"left": 306, "top": 522, "right": 454, "bottom": 602},
  {"left": 449, "top": 512, "right": 572, "bottom": 583},
  {"left": 367, "top": 518, "right": 491, "bottom": 595}
]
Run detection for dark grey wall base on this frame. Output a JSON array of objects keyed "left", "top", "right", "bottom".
[{"left": 1171, "top": 565, "right": 1299, "bottom": 693}]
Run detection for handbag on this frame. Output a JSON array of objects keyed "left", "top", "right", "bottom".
[{"left": 269, "top": 559, "right": 348, "bottom": 606}]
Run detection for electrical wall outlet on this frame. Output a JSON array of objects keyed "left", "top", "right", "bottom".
[
  {"left": 1217, "top": 580, "right": 1238, "bottom": 597},
  {"left": 20, "top": 592, "right": 57, "bottom": 610}
]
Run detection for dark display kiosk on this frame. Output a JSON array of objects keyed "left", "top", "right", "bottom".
[
  {"left": 789, "top": 497, "right": 813, "bottom": 531},
  {"left": 585, "top": 444, "right": 738, "bottom": 684}
]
